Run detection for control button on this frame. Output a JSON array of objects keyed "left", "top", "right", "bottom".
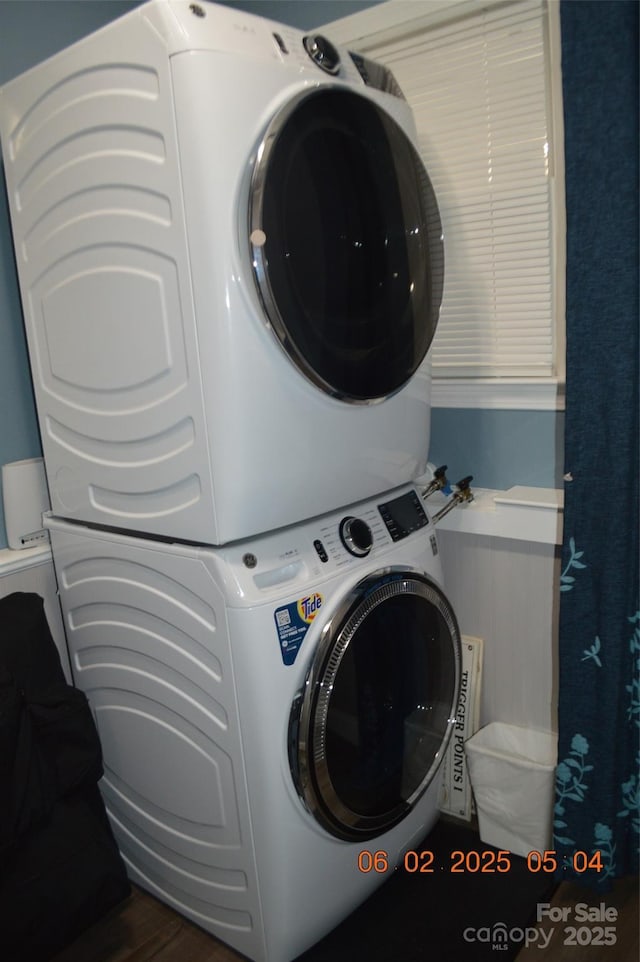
[
  {"left": 313, "top": 539, "right": 329, "bottom": 563},
  {"left": 339, "top": 516, "right": 373, "bottom": 557},
  {"left": 273, "top": 32, "right": 288, "bottom": 55},
  {"left": 303, "top": 34, "right": 341, "bottom": 74}
]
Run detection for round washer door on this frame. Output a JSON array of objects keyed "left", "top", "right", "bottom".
[
  {"left": 289, "top": 570, "right": 460, "bottom": 841},
  {"left": 249, "top": 88, "right": 444, "bottom": 402}
]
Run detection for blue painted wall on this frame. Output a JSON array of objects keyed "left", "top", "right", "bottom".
[
  {"left": 0, "top": 0, "right": 558, "bottom": 547},
  {"left": 429, "top": 409, "right": 563, "bottom": 491}
]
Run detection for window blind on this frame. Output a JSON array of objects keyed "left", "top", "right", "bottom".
[{"left": 365, "top": 0, "right": 559, "bottom": 379}]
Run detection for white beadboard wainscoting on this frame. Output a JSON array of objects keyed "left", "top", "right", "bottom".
[
  {"left": 432, "top": 487, "right": 563, "bottom": 736},
  {"left": 0, "top": 542, "right": 72, "bottom": 683}
]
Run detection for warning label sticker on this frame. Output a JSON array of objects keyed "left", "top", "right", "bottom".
[{"left": 274, "top": 593, "right": 323, "bottom": 666}]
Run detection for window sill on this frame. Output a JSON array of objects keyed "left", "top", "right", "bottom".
[
  {"left": 431, "top": 378, "right": 565, "bottom": 411},
  {"left": 427, "top": 486, "right": 564, "bottom": 545},
  {"left": 0, "top": 542, "right": 52, "bottom": 574}
]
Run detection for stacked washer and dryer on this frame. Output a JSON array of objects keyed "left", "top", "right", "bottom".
[{"left": 0, "top": 3, "right": 461, "bottom": 960}]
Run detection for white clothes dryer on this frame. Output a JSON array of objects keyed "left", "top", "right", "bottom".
[
  {"left": 1, "top": 0, "right": 444, "bottom": 545},
  {"left": 47, "top": 483, "right": 460, "bottom": 962}
]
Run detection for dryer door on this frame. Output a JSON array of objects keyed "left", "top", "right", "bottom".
[
  {"left": 289, "top": 570, "right": 460, "bottom": 841},
  {"left": 249, "top": 88, "right": 443, "bottom": 402}
]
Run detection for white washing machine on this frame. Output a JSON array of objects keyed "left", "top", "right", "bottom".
[
  {"left": 47, "top": 483, "right": 460, "bottom": 962},
  {"left": 0, "top": 0, "right": 444, "bottom": 545}
]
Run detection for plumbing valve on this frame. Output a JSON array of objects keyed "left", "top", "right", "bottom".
[
  {"left": 421, "top": 465, "right": 451, "bottom": 499},
  {"left": 431, "top": 475, "right": 474, "bottom": 525},
  {"left": 455, "top": 476, "right": 474, "bottom": 503}
]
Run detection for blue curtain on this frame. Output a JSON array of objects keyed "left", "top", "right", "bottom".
[{"left": 554, "top": 1, "right": 639, "bottom": 885}]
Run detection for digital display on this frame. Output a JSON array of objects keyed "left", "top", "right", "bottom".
[{"left": 378, "top": 491, "right": 428, "bottom": 541}]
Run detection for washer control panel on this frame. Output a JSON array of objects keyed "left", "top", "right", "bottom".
[
  {"left": 229, "top": 486, "right": 433, "bottom": 596},
  {"left": 311, "top": 487, "right": 430, "bottom": 567},
  {"left": 378, "top": 489, "right": 429, "bottom": 542},
  {"left": 314, "top": 501, "right": 386, "bottom": 567}
]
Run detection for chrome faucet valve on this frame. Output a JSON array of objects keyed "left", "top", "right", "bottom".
[
  {"left": 431, "top": 475, "right": 474, "bottom": 525},
  {"left": 454, "top": 476, "right": 474, "bottom": 505},
  {"left": 421, "top": 464, "right": 450, "bottom": 499}
]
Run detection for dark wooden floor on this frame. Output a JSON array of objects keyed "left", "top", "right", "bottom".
[{"left": 50, "top": 874, "right": 638, "bottom": 962}]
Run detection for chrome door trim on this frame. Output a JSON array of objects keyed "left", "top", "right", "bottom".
[
  {"left": 248, "top": 86, "right": 443, "bottom": 404},
  {"left": 289, "top": 567, "right": 461, "bottom": 841}
]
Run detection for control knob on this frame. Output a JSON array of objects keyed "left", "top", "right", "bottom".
[
  {"left": 339, "top": 516, "right": 373, "bottom": 557},
  {"left": 303, "top": 34, "right": 341, "bottom": 74}
]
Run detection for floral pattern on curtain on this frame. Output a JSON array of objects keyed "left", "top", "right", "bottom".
[{"left": 553, "top": 0, "right": 639, "bottom": 885}]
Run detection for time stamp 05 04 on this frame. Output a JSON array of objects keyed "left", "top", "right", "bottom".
[{"left": 356, "top": 847, "right": 605, "bottom": 875}]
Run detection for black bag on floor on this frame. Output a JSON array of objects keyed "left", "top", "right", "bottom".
[{"left": 0, "top": 592, "right": 130, "bottom": 961}]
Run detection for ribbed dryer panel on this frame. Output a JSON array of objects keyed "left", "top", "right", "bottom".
[
  {"left": 49, "top": 523, "right": 266, "bottom": 962},
  {"left": 0, "top": 12, "right": 215, "bottom": 539},
  {"left": 1, "top": 0, "right": 439, "bottom": 546}
]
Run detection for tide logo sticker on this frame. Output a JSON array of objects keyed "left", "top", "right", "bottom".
[
  {"left": 274, "top": 592, "right": 324, "bottom": 666},
  {"left": 298, "top": 593, "right": 322, "bottom": 623}
]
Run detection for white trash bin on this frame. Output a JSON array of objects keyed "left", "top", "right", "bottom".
[{"left": 464, "top": 722, "right": 557, "bottom": 858}]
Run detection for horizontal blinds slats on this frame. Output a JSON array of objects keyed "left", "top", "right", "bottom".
[
  {"left": 369, "top": 0, "right": 555, "bottom": 378},
  {"left": 376, "top": 0, "right": 544, "bottom": 60}
]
